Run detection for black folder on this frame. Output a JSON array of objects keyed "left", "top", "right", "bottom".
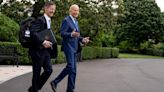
[
  {"left": 38, "top": 29, "right": 58, "bottom": 58},
  {"left": 38, "top": 29, "right": 56, "bottom": 44}
]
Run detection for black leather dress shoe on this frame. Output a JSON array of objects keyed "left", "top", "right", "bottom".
[
  {"left": 66, "top": 89, "right": 74, "bottom": 92},
  {"left": 28, "top": 87, "right": 32, "bottom": 92},
  {"left": 50, "top": 81, "right": 57, "bottom": 92}
]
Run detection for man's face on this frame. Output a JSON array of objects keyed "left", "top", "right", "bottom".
[
  {"left": 45, "top": 5, "right": 56, "bottom": 17},
  {"left": 70, "top": 7, "right": 79, "bottom": 18}
]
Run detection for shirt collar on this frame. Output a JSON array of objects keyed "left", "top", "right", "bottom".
[
  {"left": 44, "top": 13, "right": 51, "bottom": 21},
  {"left": 44, "top": 13, "right": 51, "bottom": 29},
  {"left": 69, "top": 15, "right": 76, "bottom": 23}
]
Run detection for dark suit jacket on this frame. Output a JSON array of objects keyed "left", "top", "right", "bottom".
[
  {"left": 30, "top": 16, "right": 57, "bottom": 58},
  {"left": 60, "top": 16, "right": 83, "bottom": 53},
  {"left": 30, "top": 16, "right": 47, "bottom": 49}
]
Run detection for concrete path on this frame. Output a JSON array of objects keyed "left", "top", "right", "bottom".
[
  {"left": 0, "top": 59, "right": 164, "bottom": 92},
  {"left": 0, "top": 65, "right": 32, "bottom": 84}
]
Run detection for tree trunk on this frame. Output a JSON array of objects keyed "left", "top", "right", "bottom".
[{"left": 31, "top": 0, "right": 45, "bottom": 18}]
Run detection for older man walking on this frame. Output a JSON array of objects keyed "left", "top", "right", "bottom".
[{"left": 50, "top": 4, "right": 89, "bottom": 92}]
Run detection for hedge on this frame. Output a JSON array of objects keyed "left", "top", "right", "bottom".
[
  {"left": 81, "top": 47, "right": 119, "bottom": 59},
  {"left": 0, "top": 42, "right": 30, "bottom": 64},
  {"left": 0, "top": 14, "right": 19, "bottom": 42},
  {"left": 144, "top": 48, "right": 164, "bottom": 57},
  {"left": 0, "top": 42, "right": 119, "bottom": 65}
]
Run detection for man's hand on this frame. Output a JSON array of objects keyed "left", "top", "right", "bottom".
[
  {"left": 71, "top": 29, "right": 80, "bottom": 37},
  {"left": 82, "top": 37, "right": 90, "bottom": 44},
  {"left": 43, "top": 40, "right": 52, "bottom": 48}
]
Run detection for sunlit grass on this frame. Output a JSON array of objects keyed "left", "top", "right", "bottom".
[{"left": 119, "top": 53, "right": 164, "bottom": 58}]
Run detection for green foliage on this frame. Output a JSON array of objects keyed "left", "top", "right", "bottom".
[
  {"left": 55, "top": 45, "right": 66, "bottom": 64},
  {"left": 0, "top": 42, "right": 119, "bottom": 65},
  {"left": 82, "top": 46, "right": 119, "bottom": 60},
  {"left": 119, "top": 53, "right": 164, "bottom": 58},
  {"left": 0, "top": 14, "right": 19, "bottom": 42},
  {"left": 139, "top": 42, "right": 164, "bottom": 57},
  {"left": 114, "top": 0, "right": 164, "bottom": 49},
  {"left": 162, "top": 12, "right": 164, "bottom": 42},
  {"left": 81, "top": 47, "right": 97, "bottom": 59},
  {"left": 0, "top": 42, "right": 30, "bottom": 64},
  {"left": 111, "top": 48, "right": 119, "bottom": 58},
  {"left": 0, "top": 0, "right": 32, "bottom": 23},
  {"left": 151, "top": 43, "right": 164, "bottom": 50},
  {"left": 56, "top": 46, "right": 119, "bottom": 63},
  {"left": 140, "top": 41, "right": 151, "bottom": 50},
  {"left": 52, "top": 0, "right": 124, "bottom": 47},
  {"left": 117, "top": 41, "right": 136, "bottom": 53},
  {"left": 1, "top": 0, "right": 124, "bottom": 47},
  {"left": 144, "top": 48, "right": 164, "bottom": 57}
]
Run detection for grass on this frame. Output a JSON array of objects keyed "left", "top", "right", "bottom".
[{"left": 119, "top": 53, "right": 164, "bottom": 58}]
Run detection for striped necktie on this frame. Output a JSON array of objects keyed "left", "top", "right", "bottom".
[
  {"left": 48, "top": 19, "right": 51, "bottom": 29},
  {"left": 74, "top": 19, "right": 79, "bottom": 32}
]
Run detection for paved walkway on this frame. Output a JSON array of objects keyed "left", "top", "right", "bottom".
[
  {"left": 0, "top": 65, "right": 32, "bottom": 84},
  {"left": 0, "top": 59, "right": 164, "bottom": 92}
]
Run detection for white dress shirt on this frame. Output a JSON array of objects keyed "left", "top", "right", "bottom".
[
  {"left": 70, "top": 15, "right": 76, "bottom": 24},
  {"left": 42, "top": 14, "right": 51, "bottom": 45},
  {"left": 44, "top": 14, "right": 51, "bottom": 29}
]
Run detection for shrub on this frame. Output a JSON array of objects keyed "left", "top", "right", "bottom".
[
  {"left": 117, "top": 41, "right": 137, "bottom": 53},
  {"left": 0, "top": 42, "right": 119, "bottom": 65},
  {"left": 139, "top": 43, "right": 164, "bottom": 57},
  {"left": 101, "top": 47, "right": 112, "bottom": 58},
  {"left": 145, "top": 48, "right": 164, "bottom": 57},
  {"left": 0, "top": 14, "right": 19, "bottom": 42},
  {"left": 82, "top": 47, "right": 98, "bottom": 59},
  {"left": 111, "top": 48, "right": 119, "bottom": 58},
  {"left": 82, "top": 46, "right": 119, "bottom": 59},
  {"left": 140, "top": 41, "right": 151, "bottom": 50},
  {"left": 152, "top": 43, "right": 164, "bottom": 50},
  {"left": 55, "top": 45, "right": 66, "bottom": 64},
  {"left": 0, "top": 42, "right": 30, "bottom": 65}
]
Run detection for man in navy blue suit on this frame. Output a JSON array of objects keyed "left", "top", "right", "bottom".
[{"left": 50, "top": 4, "right": 89, "bottom": 92}]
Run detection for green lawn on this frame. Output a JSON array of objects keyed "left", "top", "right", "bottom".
[{"left": 119, "top": 53, "right": 164, "bottom": 58}]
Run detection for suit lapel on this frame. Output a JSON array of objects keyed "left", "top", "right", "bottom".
[
  {"left": 68, "top": 16, "right": 79, "bottom": 32},
  {"left": 41, "top": 16, "right": 48, "bottom": 29}
]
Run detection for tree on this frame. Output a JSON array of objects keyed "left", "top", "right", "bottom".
[
  {"left": 31, "top": 0, "right": 45, "bottom": 18},
  {"left": 161, "top": 12, "right": 164, "bottom": 42},
  {"left": 1, "top": 0, "right": 124, "bottom": 47},
  {"left": 114, "top": 0, "right": 164, "bottom": 49},
  {"left": 52, "top": 0, "right": 124, "bottom": 47},
  {"left": 0, "top": 0, "right": 32, "bottom": 23},
  {"left": 0, "top": 14, "right": 19, "bottom": 42}
]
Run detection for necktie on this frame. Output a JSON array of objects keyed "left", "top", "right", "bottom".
[
  {"left": 74, "top": 19, "right": 79, "bottom": 32},
  {"left": 48, "top": 19, "right": 51, "bottom": 29},
  {"left": 48, "top": 19, "right": 56, "bottom": 42}
]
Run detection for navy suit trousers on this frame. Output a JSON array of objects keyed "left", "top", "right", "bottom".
[{"left": 53, "top": 50, "right": 77, "bottom": 91}]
